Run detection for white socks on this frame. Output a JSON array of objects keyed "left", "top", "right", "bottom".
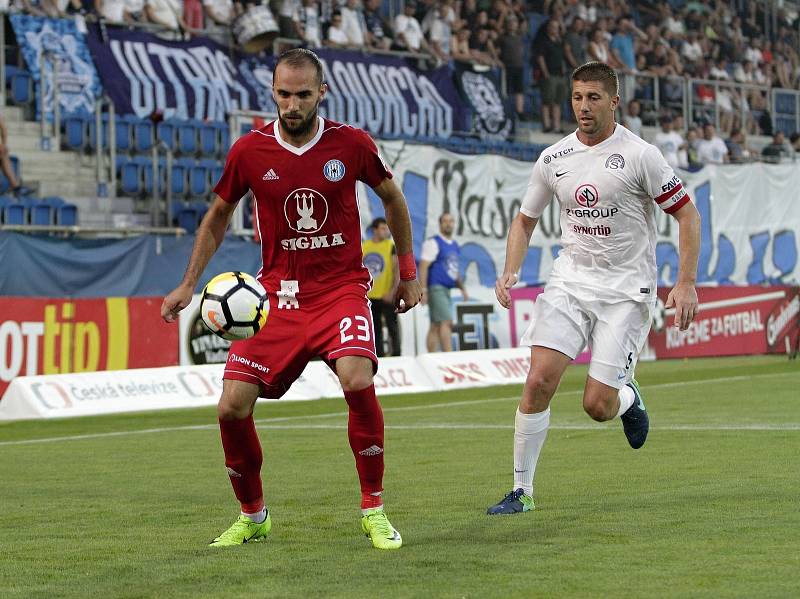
[
  {"left": 513, "top": 408, "right": 550, "bottom": 497},
  {"left": 242, "top": 508, "right": 267, "bottom": 524},
  {"left": 616, "top": 384, "right": 635, "bottom": 418}
]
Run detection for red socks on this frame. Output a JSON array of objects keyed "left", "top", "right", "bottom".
[
  {"left": 344, "top": 384, "right": 385, "bottom": 509},
  {"left": 218, "top": 415, "right": 264, "bottom": 513},
  {"left": 218, "top": 387, "right": 384, "bottom": 513}
]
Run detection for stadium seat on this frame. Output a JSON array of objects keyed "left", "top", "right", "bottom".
[
  {"left": 57, "top": 202, "right": 77, "bottom": 226},
  {"left": 42, "top": 196, "right": 66, "bottom": 210},
  {"left": 4, "top": 201, "right": 26, "bottom": 224},
  {"left": 114, "top": 114, "right": 136, "bottom": 153},
  {"left": 62, "top": 114, "right": 90, "bottom": 151},
  {"left": 118, "top": 156, "right": 144, "bottom": 195},
  {"left": 0, "top": 195, "right": 11, "bottom": 223},
  {"left": 30, "top": 200, "right": 53, "bottom": 225},
  {"left": 210, "top": 162, "right": 224, "bottom": 188},
  {"left": 189, "top": 161, "right": 212, "bottom": 196},
  {"left": 198, "top": 122, "right": 218, "bottom": 157},
  {"left": 216, "top": 123, "right": 230, "bottom": 155},
  {"left": 133, "top": 119, "right": 155, "bottom": 153},
  {"left": 177, "top": 120, "right": 199, "bottom": 155},
  {"left": 9, "top": 70, "right": 33, "bottom": 105},
  {"left": 177, "top": 206, "right": 200, "bottom": 233},
  {"left": 190, "top": 199, "right": 209, "bottom": 221},
  {"left": 157, "top": 121, "right": 177, "bottom": 151},
  {"left": 170, "top": 158, "right": 193, "bottom": 197}
]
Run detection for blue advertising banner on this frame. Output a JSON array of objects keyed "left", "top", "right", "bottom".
[{"left": 9, "top": 15, "right": 102, "bottom": 119}]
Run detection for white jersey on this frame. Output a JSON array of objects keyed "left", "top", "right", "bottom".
[{"left": 521, "top": 125, "right": 690, "bottom": 302}]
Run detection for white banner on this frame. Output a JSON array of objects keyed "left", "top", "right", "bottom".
[
  {"left": 1, "top": 355, "right": 438, "bottom": 420},
  {"left": 417, "top": 347, "right": 530, "bottom": 390},
  {"left": 362, "top": 148, "right": 800, "bottom": 351}
]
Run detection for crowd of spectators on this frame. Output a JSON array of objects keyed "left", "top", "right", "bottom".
[
  {"left": 5, "top": 0, "right": 800, "bottom": 163},
  {"left": 528, "top": 0, "right": 800, "bottom": 138}
]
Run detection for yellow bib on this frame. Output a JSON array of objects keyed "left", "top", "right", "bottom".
[{"left": 362, "top": 239, "right": 396, "bottom": 299}]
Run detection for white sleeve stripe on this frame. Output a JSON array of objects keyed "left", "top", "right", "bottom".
[{"left": 655, "top": 183, "right": 683, "bottom": 204}]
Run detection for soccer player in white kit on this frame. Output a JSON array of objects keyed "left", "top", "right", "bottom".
[{"left": 487, "top": 62, "right": 701, "bottom": 515}]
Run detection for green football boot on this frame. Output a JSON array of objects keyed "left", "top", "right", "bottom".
[
  {"left": 361, "top": 507, "right": 402, "bottom": 550},
  {"left": 209, "top": 513, "right": 271, "bottom": 547}
]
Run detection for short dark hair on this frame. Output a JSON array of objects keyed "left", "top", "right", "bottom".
[
  {"left": 370, "top": 217, "right": 387, "bottom": 229},
  {"left": 275, "top": 48, "right": 324, "bottom": 86},
  {"left": 571, "top": 61, "right": 619, "bottom": 97}
]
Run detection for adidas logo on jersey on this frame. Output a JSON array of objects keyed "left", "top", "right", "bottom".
[
  {"left": 358, "top": 445, "right": 384, "bottom": 456},
  {"left": 262, "top": 169, "right": 279, "bottom": 181}
]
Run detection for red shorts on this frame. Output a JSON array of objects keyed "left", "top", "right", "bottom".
[{"left": 223, "top": 283, "right": 378, "bottom": 398}]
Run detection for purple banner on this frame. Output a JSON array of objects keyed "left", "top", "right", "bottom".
[
  {"left": 86, "top": 24, "right": 468, "bottom": 137},
  {"left": 85, "top": 24, "right": 267, "bottom": 121},
  {"left": 314, "top": 49, "right": 468, "bottom": 139}
]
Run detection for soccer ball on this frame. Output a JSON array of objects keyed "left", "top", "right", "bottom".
[{"left": 200, "top": 272, "right": 269, "bottom": 341}]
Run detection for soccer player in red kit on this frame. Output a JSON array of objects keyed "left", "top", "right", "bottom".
[{"left": 161, "top": 48, "right": 422, "bottom": 549}]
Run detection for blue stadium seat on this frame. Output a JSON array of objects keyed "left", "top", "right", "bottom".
[
  {"left": 216, "top": 123, "right": 230, "bottom": 155},
  {"left": 157, "top": 121, "right": 177, "bottom": 151},
  {"left": 133, "top": 119, "right": 154, "bottom": 153},
  {"left": 169, "top": 199, "right": 187, "bottom": 223},
  {"left": 177, "top": 120, "right": 199, "bottom": 155},
  {"left": 170, "top": 158, "right": 193, "bottom": 197},
  {"left": 179, "top": 208, "right": 201, "bottom": 232},
  {"left": 190, "top": 199, "right": 209, "bottom": 221},
  {"left": 62, "top": 114, "right": 90, "bottom": 151},
  {"left": 198, "top": 122, "right": 218, "bottom": 156},
  {"left": 210, "top": 162, "right": 224, "bottom": 189},
  {"left": 30, "top": 200, "right": 53, "bottom": 225},
  {"left": 189, "top": 161, "right": 210, "bottom": 196},
  {"left": 117, "top": 155, "right": 144, "bottom": 195},
  {"left": 9, "top": 70, "right": 33, "bottom": 105},
  {"left": 57, "top": 202, "right": 77, "bottom": 226},
  {"left": 114, "top": 114, "right": 136, "bottom": 153},
  {"left": 42, "top": 196, "right": 66, "bottom": 210},
  {"left": 0, "top": 195, "right": 11, "bottom": 223},
  {"left": 4, "top": 201, "right": 26, "bottom": 224}
]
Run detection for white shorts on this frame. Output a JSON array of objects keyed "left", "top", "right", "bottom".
[{"left": 519, "top": 285, "right": 653, "bottom": 389}]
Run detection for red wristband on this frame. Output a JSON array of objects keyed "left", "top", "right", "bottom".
[{"left": 398, "top": 253, "right": 417, "bottom": 281}]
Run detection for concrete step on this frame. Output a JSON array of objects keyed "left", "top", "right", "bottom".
[
  {"left": 37, "top": 179, "right": 102, "bottom": 197},
  {"left": 21, "top": 163, "right": 98, "bottom": 182},
  {"left": 5, "top": 119, "right": 44, "bottom": 137},
  {"left": 2, "top": 105, "right": 28, "bottom": 122}
]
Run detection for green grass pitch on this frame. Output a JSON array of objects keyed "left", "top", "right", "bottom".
[{"left": 1, "top": 355, "right": 798, "bottom": 598}]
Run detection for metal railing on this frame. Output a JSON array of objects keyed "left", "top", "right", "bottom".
[
  {"left": 94, "top": 94, "right": 117, "bottom": 202},
  {"left": 38, "top": 50, "right": 60, "bottom": 151},
  {"left": 629, "top": 71, "right": 797, "bottom": 135},
  {"left": 150, "top": 140, "right": 174, "bottom": 228}
]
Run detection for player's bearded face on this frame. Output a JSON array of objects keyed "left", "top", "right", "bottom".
[
  {"left": 273, "top": 64, "right": 326, "bottom": 138},
  {"left": 278, "top": 96, "right": 321, "bottom": 136}
]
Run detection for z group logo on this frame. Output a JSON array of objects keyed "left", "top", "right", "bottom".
[{"left": 575, "top": 184, "right": 599, "bottom": 207}]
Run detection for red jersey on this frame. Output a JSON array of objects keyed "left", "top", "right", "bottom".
[{"left": 214, "top": 116, "right": 392, "bottom": 300}]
